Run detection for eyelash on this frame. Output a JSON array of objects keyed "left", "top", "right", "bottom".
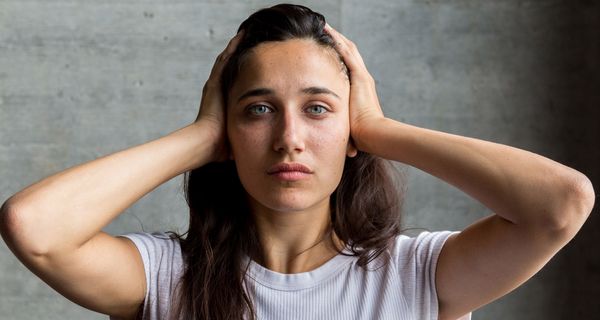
[{"left": 246, "top": 104, "right": 329, "bottom": 116}]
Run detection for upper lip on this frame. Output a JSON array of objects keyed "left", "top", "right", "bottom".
[{"left": 267, "top": 162, "right": 313, "bottom": 174}]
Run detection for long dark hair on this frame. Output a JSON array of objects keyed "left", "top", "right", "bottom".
[{"left": 170, "top": 4, "right": 405, "bottom": 320}]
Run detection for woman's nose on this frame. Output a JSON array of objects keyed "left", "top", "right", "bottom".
[{"left": 272, "top": 111, "right": 305, "bottom": 154}]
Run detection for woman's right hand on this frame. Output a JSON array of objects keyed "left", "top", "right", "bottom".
[{"left": 194, "top": 30, "right": 244, "bottom": 163}]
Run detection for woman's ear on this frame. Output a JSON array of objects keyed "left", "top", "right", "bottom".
[{"left": 346, "top": 137, "right": 358, "bottom": 158}]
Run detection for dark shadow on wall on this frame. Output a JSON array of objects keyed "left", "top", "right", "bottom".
[{"left": 541, "top": 1, "right": 600, "bottom": 318}]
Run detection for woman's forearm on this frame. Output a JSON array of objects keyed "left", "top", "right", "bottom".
[
  {"left": 359, "top": 118, "right": 594, "bottom": 230},
  {"left": 1, "top": 122, "right": 215, "bottom": 257}
]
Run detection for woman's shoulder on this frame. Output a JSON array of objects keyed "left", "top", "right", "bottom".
[
  {"left": 117, "top": 231, "right": 184, "bottom": 320},
  {"left": 119, "top": 231, "right": 181, "bottom": 252},
  {"left": 119, "top": 231, "right": 179, "bottom": 240},
  {"left": 117, "top": 231, "right": 183, "bottom": 272},
  {"left": 390, "top": 230, "right": 458, "bottom": 266}
]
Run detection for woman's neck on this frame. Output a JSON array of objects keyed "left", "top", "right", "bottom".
[{"left": 248, "top": 198, "right": 345, "bottom": 274}]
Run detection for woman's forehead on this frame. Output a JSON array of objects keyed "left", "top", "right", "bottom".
[{"left": 232, "top": 39, "right": 348, "bottom": 97}]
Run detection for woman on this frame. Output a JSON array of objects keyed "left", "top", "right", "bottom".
[{"left": 0, "top": 4, "right": 594, "bottom": 320}]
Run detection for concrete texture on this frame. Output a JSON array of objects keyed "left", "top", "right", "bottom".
[{"left": 1, "top": 0, "right": 598, "bottom": 319}]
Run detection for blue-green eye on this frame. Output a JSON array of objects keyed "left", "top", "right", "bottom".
[
  {"left": 306, "top": 105, "right": 327, "bottom": 115},
  {"left": 248, "top": 105, "right": 272, "bottom": 115}
]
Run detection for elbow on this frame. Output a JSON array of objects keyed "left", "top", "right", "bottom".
[
  {"left": 544, "top": 171, "right": 595, "bottom": 237},
  {"left": 570, "top": 172, "right": 595, "bottom": 222},
  {"left": 0, "top": 197, "right": 49, "bottom": 259},
  {"left": 1, "top": 197, "right": 20, "bottom": 244}
]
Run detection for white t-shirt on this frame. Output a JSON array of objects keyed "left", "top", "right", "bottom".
[{"left": 111, "top": 230, "right": 470, "bottom": 320}]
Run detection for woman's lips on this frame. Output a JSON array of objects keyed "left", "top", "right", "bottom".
[
  {"left": 267, "top": 162, "right": 313, "bottom": 181},
  {"left": 270, "top": 171, "right": 311, "bottom": 181}
]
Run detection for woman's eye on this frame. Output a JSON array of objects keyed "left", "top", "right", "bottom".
[
  {"left": 306, "top": 105, "right": 327, "bottom": 115},
  {"left": 248, "top": 105, "right": 272, "bottom": 115}
]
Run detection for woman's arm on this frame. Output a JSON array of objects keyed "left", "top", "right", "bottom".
[
  {"left": 357, "top": 118, "right": 593, "bottom": 319},
  {"left": 324, "top": 24, "right": 595, "bottom": 319},
  {"left": 2, "top": 123, "right": 214, "bottom": 258},
  {"left": 0, "top": 31, "right": 243, "bottom": 319},
  {"left": 357, "top": 118, "right": 593, "bottom": 233},
  {"left": 0, "top": 123, "right": 214, "bottom": 317}
]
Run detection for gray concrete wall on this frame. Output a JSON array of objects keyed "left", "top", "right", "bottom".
[{"left": 1, "top": 0, "right": 598, "bottom": 319}]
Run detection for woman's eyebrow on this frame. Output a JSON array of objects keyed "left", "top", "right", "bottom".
[
  {"left": 237, "top": 86, "right": 340, "bottom": 102},
  {"left": 301, "top": 86, "right": 340, "bottom": 99}
]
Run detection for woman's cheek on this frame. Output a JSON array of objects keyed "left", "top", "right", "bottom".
[
  {"left": 230, "top": 121, "right": 269, "bottom": 150},
  {"left": 311, "top": 119, "right": 349, "bottom": 150}
]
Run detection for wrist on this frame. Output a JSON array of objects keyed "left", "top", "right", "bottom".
[
  {"left": 352, "top": 117, "right": 391, "bottom": 154},
  {"left": 172, "top": 122, "right": 221, "bottom": 171}
]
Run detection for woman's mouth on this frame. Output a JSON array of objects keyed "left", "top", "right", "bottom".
[{"left": 267, "top": 162, "right": 313, "bottom": 181}]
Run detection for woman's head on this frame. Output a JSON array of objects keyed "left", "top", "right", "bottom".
[
  {"left": 227, "top": 39, "right": 355, "bottom": 215},
  {"left": 223, "top": 31, "right": 357, "bottom": 215},
  {"left": 220, "top": 4, "right": 357, "bottom": 215}
]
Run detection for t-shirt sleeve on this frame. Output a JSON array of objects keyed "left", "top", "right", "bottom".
[
  {"left": 109, "top": 232, "right": 183, "bottom": 320},
  {"left": 393, "top": 231, "right": 468, "bottom": 320}
]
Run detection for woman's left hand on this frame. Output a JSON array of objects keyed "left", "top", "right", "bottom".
[{"left": 324, "top": 23, "right": 385, "bottom": 151}]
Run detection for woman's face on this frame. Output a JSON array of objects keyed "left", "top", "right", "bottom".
[{"left": 227, "top": 38, "right": 355, "bottom": 214}]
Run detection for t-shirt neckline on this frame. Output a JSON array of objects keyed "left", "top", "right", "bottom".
[{"left": 242, "top": 247, "right": 357, "bottom": 291}]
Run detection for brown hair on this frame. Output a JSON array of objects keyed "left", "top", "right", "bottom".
[{"left": 170, "top": 4, "right": 404, "bottom": 320}]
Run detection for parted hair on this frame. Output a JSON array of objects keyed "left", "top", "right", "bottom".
[{"left": 169, "top": 4, "right": 404, "bottom": 320}]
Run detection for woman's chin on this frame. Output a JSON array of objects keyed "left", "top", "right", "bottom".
[
  {"left": 260, "top": 199, "right": 314, "bottom": 213},
  {"left": 249, "top": 193, "right": 329, "bottom": 214}
]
